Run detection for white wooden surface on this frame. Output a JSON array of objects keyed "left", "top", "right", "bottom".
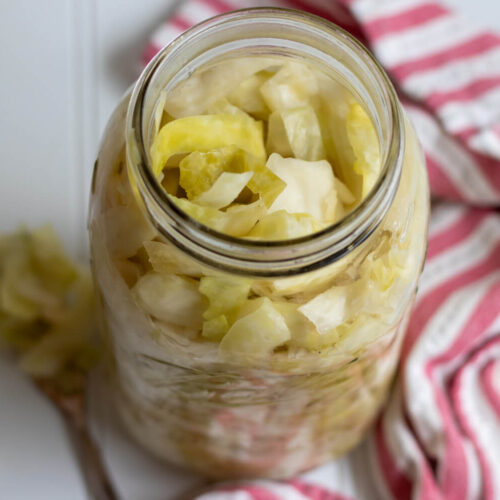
[{"left": 0, "top": 1, "right": 498, "bottom": 498}]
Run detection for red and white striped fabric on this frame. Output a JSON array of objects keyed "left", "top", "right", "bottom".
[{"left": 144, "top": 1, "right": 500, "bottom": 499}]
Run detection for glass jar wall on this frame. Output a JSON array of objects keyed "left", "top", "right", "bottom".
[{"left": 89, "top": 9, "right": 429, "bottom": 479}]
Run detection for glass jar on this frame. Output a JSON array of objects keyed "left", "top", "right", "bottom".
[{"left": 89, "top": 8, "right": 429, "bottom": 479}]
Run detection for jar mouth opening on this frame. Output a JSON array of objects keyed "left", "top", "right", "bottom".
[{"left": 127, "top": 7, "right": 404, "bottom": 277}]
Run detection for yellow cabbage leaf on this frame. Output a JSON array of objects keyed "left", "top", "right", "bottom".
[
  {"left": 202, "top": 315, "right": 229, "bottom": 341},
  {"left": 346, "top": 103, "right": 381, "bottom": 199},
  {"left": 267, "top": 106, "right": 325, "bottom": 161},
  {"left": 246, "top": 210, "right": 323, "bottom": 241},
  {"left": 194, "top": 171, "right": 254, "bottom": 209},
  {"left": 267, "top": 153, "right": 338, "bottom": 223},
  {"left": 0, "top": 227, "right": 97, "bottom": 382},
  {"left": 199, "top": 275, "right": 251, "bottom": 320},
  {"left": 133, "top": 272, "right": 203, "bottom": 329},
  {"left": 151, "top": 114, "right": 266, "bottom": 176},
  {"left": 228, "top": 70, "right": 273, "bottom": 119},
  {"left": 298, "top": 286, "right": 348, "bottom": 335},
  {"left": 169, "top": 196, "right": 265, "bottom": 236},
  {"left": 219, "top": 297, "right": 291, "bottom": 358},
  {"left": 260, "top": 62, "right": 318, "bottom": 111}
]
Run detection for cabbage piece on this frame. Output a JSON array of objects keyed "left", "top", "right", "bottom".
[
  {"left": 247, "top": 210, "right": 322, "bottom": 241},
  {"left": 133, "top": 272, "right": 203, "bottom": 329},
  {"left": 199, "top": 276, "right": 251, "bottom": 320},
  {"left": 219, "top": 297, "right": 291, "bottom": 358},
  {"left": 163, "top": 57, "right": 279, "bottom": 118},
  {"left": 314, "top": 74, "right": 361, "bottom": 197},
  {"left": 206, "top": 98, "right": 250, "bottom": 117},
  {"left": 19, "top": 275, "right": 96, "bottom": 377},
  {"left": 346, "top": 103, "right": 380, "bottom": 199},
  {"left": 151, "top": 114, "right": 266, "bottom": 176},
  {"left": 0, "top": 228, "right": 79, "bottom": 321},
  {"left": 335, "top": 177, "right": 356, "bottom": 205},
  {"left": 179, "top": 146, "right": 285, "bottom": 207},
  {"left": 267, "top": 106, "right": 325, "bottom": 161},
  {"left": 298, "top": 286, "right": 347, "bottom": 335},
  {"left": 0, "top": 314, "right": 45, "bottom": 352},
  {"left": 267, "top": 153, "right": 337, "bottom": 223},
  {"left": 228, "top": 70, "right": 273, "bottom": 119},
  {"left": 202, "top": 315, "right": 229, "bottom": 341},
  {"left": 234, "top": 297, "right": 268, "bottom": 319},
  {"left": 1, "top": 261, "right": 53, "bottom": 321},
  {"left": 223, "top": 201, "right": 267, "bottom": 236},
  {"left": 335, "top": 315, "right": 387, "bottom": 353},
  {"left": 144, "top": 240, "right": 204, "bottom": 277},
  {"left": 179, "top": 148, "right": 232, "bottom": 199},
  {"left": 169, "top": 196, "right": 265, "bottom": 236},
  {"left": 194, "top": 171, "right": 254, "bottom": 209},
  {"left": 273, "top": 301, "right": 330, "bottom": 350},
  {"left": 228, "top": 149, "right": 286, "bottom": 207},
  {"left": 360, "top": 240, "right": 411, "bottom": 298},
  {"left": 103, "top": 204, "right": 157, "bottom": 259},
  {"left": 0, "top": 228, "right": 97, "bottom": 380},
  {"left": 266, "top": 111, "right": 294, "bottom": 158},
  {"left": 31, "top": 227, "right": 79, "bottom": 295},
  {"left": 260, "top": 62, "right": 318, "bottom": 111}
]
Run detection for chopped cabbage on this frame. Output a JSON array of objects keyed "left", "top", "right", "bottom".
[
  {"left": 314, "top": 74, "right": 361, "bottom": 197},
  {"left": 273, "top": 301, "right": 328, "bottom": 350},
  {"left": 0, "top": 227, "right": 78, "bottom": 321},
  {"left": 144, "top": 240, "right": 204, "bottom": 277},
  {"left": 334, "top": 177, "right": 356, "bottom": 205},
  {"left": 19, "top": 275, "right": 96, "bottom": 377},
  {"left": 229, "top": 70, "right": 273, "bottom": 119},
  {"left": 227, "top": 148, "right": 286, "bottom": 207},
  {"left": 360, "top": 240, "right": 411, "bottom": 296},
  {"left": 163, "top": 57, "right": 279, "bottom": 118},
  {"left": 335, "top": 315, "right": 387, "bottom": 353},
  {"left": 267, "top": 106, "right": 325, "bottom": 161},
  {"left": 266, "top": 110, "right": 294, "bottom": 158},
  {"left": 0, "top": 227, "right": 97, "bottom": 381},
  {"left": 151, "top": 114, "right": 266, "bottom": 176},
  {"left": 194, "top": 171, "right": 254, "bottom": 209},
  {"left": 298, "top": 286, "right": 347, "bottom": 334},
  {"left": 169, "top": 196, "right": 265, "bottom": 236},
  {"left": 133, "top": 272, "right": 203, "bottom": 329},
  {"left": 202, "top": 315, "right": 229, "bottom": 341},
  {"left": 219, "top": 297, "right": 291, "bottom": 358},
  {"left": 179, "top": 146, "right": 285, "bottom": 207},
  {"left": 199, "top": 275, "right": 251, "bottom": 320},
  {"left": 267, "top": 153, "right": 337, "bottom": 223},
  {"left": 103, "top": 204, "right": 157, "bottom": 259},
  {"left": 260, "top": 62, "right": 318, "bottom": 111},
  {"left": 179, "top": 148, "right": 232, "bottom": 200},
  {"left": 247, "top": 210, "right": 322, "bottom": 241},
  {"left": 206, "top": 98, "right": 250, "bottom": 117},
  {"left": 346, "top": 103, "right": 380, "bottom": 199}
]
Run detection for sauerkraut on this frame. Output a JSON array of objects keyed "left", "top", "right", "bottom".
[
  {"left": 0, "top": 227, "right": 96, "bottom": 391},
  {"left": 89, "top": 53, "right": 429, "bottom": 478}
]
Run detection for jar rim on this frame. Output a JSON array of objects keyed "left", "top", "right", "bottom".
[{"left": 126, "top": 7, "right": 404, "bottom": 277}]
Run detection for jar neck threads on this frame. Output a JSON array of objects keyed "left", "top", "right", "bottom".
[{"left": 126, "top": 8, "right": 404, "bottom": 277}]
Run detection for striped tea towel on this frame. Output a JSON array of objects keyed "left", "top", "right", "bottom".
[{"left": 144, "top": 1, "right": 500, "bottom": 499}]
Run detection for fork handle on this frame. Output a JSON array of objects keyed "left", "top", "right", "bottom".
[{"left": 65, "top": 419, "right": 120, "bottom": 500}]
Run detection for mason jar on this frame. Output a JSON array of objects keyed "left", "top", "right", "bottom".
[{"left": 88, "top": 8, "right": 429, "bottom": 479}]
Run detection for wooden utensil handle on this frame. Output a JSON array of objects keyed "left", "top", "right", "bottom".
[{"left": 65, "top": 419, "right": 120, "bottom": 500}]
